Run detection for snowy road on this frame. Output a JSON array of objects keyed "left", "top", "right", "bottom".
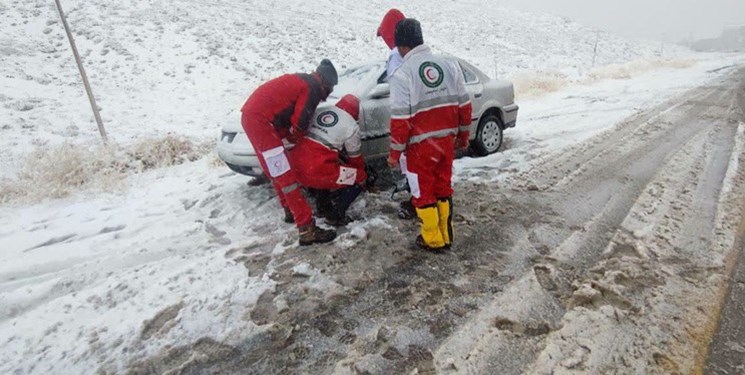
[
  {"left": 438, "top": 67, "right": 745, "bottom": 374},
  {"left": 2, "top": 63, "right": 745, "bottom": 374},
  {"left": 198, "top": 66, "right": 745, "bottom": 374},
  {"left": 707, "top": 240, "right": 745, "bottom": 374}
]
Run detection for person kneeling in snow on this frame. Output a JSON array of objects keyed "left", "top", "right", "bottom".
[{"left": 288, "top": 94, "right": 369, "bottom": 226}]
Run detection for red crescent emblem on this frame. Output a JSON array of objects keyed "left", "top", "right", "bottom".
[{"left": 426, "top": 68, "right": 437, "bottom": 81}]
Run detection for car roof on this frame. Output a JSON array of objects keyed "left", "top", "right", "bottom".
[{"left": 330, "top": 55, "right": 494, "bottom": 100}]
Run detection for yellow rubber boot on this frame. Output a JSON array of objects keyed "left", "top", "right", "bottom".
[
  {"left": 437, "top": 197, "right": 453, "bottom": 246},
  {"left": 415, "top": 206, "right": 446, "bottom": 249}
]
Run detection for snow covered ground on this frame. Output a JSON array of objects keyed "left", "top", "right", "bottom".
[
  {"left": 3, "top": 0, "right": 745, "bottom": 373},
  {"left": 2, "top": 54, "right": 744, "bottom": 373}
]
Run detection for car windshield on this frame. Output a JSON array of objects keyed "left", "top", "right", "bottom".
[{"left": 329, "top": 62, "right": 385, "bottom": 100}]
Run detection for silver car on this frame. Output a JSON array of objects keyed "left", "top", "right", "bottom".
[{"left": 217, "top": 57, "right": 518, "bottom": 177}]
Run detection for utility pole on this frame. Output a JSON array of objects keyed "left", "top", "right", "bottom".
[{"left": 54, "top": 0, "right": 108, "bottom": 144}]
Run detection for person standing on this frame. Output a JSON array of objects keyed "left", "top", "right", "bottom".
[
  {"left": 288, "top": 94, "right": 368, "bottom": 226},
  {"left": 387, "top": 19, "right": 472, "bottom": 250},
  {"left": 379, "top": 8, "right": 418, "bottom": 221},
  {"left": 241, "top": 59, "right": 339, "bottom": 246},
  {"left": 377, "top": 9, "right": 406, "bottom": 78}
]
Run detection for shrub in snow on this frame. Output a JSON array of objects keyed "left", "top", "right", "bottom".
[
  {"left": 0, "top": 143, "right": 119, "bottom": 202},
  {"left": 512, "top": 71, "right": 569, "bottom": 98},
  {"left": 126, "top": 135, "right": 211, "bottom": 172}
]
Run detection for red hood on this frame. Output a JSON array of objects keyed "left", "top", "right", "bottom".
[
  {"left": 377, "top": 9, "right": 405, "bottom": 49},
  {"left": 335, "top": 94, "right": 360, "bottom": 121}
]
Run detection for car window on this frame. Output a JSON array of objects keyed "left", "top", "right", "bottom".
[
  {"left": 378, "top": 71, "right": 388, "bottom": 84},
  {"left": 460, "top": 63, "right": 479, "bottom": 84}
]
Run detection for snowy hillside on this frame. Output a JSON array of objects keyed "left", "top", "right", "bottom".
[{"left": 1, "top": 0, "right": 682, "bottom": 177}]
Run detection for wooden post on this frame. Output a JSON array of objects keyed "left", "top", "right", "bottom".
[{"left": 54, "top": 0, "right": 108, "bottom": 144}]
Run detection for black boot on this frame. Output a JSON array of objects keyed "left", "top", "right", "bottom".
[
  {"left": 298, "top": 222, "right": 336, "bottom": 246},
  {"left": 283, "top": 207, "right": 294, "bottom": 224},
  {"left": 398, "top": 198, "right": 416, "bottom": 220},
  {"left": 248, "top": 174, "right": 270, "bottom": 186},
  {"left": 325, "top": 185, "right": 363, "bottom": 227},
  {"left": 313, "top": 189, "right": 334, "bottom": 219},
  {"left": 325, "top": 212, "right": 353, "bottom": 227}
]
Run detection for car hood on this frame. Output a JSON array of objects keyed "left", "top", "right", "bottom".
[
  {"left": 221, "top": 103, "right": 340, "bottom": 134},
  {"left": 220, "top": 109, "right": 243, "bottom": 133}
]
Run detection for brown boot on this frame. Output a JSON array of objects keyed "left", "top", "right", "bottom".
[{"left": 298, "top": 223, "right": 336, "bottom": 246}]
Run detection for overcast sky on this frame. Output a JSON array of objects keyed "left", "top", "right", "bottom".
[{"left": 497, "top": 0, "right": 745, "bottom": 42}]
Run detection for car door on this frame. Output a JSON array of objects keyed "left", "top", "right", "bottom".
[
  {"left": 459, "top": 61, "right": 487, "bottom": 129},
  {"left": 359, "top": 70, "right": 391, "bottom": 161}
]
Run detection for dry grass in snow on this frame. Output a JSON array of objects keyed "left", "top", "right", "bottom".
[
  {"left": 513, "top": 58, "right": 697, "bottom": 99},
  {"left": 586, "top": 58, "right": 696, "bottom": 81},
  {"left": 512, "top": 70, "right": 569, "bottom": 99},
  {"left": 0, "top": 135, "right": 213, "bottom": 204}
]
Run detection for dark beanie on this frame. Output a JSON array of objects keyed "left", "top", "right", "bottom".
[
  {"left": 394, "top": 18, "right": 423, "bottom": 49},
  {"left": 316, "top": 59, "right": 338, "bottom": 86}
]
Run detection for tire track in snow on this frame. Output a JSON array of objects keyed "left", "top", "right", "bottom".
[{"left": 436, "top": 68, "right": 745, "bottom": 374}]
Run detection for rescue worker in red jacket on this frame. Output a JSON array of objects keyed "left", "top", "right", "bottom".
[
  {"left": 241, "top": 59, "right": 338, "bottom": 246},
  {"left": 387, "top": 19, "right": 473, "bottom": 250},
  {"left": 288, "top": 94, "right": 367, "bottom": 226},
  {"left": 377, "top": 9, "right": 406, "bottom": 78}
]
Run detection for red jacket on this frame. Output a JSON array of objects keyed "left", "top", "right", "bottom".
[{"left": 241, "top": 73, "right": 327, "bottom": 138}]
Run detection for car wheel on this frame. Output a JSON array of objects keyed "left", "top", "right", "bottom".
[{"left": 471, "top": 114, "right": 503, "bottom": 156}]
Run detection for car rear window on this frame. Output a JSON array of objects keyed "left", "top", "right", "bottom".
[
  {"left": 378, "top": 71, "right": 388, "bottom": 83},
  {"left": 329, "top": 62, "right": 385, "bottom": 100},
  {"left": 460, "top": 63, "right": 478, "bottom": 84}
]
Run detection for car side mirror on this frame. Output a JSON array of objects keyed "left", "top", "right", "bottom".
[{"left": 369, "top": 84, "right": 390, "bottom": 99}]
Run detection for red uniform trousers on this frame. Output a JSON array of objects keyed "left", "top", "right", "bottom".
[
  {"left": 288, "top": 138, "right": 367, "bottom": 190},
  {"left": 404, "top": 136, "right": 455, "bottom": 208},
  {"left": 241, "top": 112, "right": 313, "bottom": 227}
]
